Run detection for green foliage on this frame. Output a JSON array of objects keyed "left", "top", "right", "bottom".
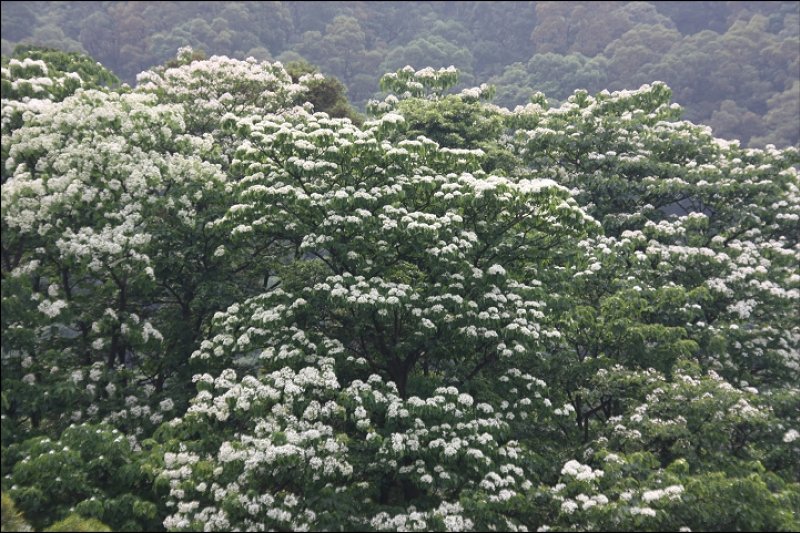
[
  {"left": 379, "top": 35, "right": 475, "bottom": 87},
  {"left": 1, "top": 493, "right": 32, "bottom": 532},
  {"left": 491, "top": 53, "right": 609, "bottom": 107},
  {"left": 44, "top": 514, "right": 111, "bottom": 532},
  {"left": 286, "top": 60, "right": 363, "bottom": 124},
  {"left": 532, "top": 450, "right": 800, "bottom": 532},
  {"left": 2, "top": 424, "right": 161, "bottom": 531}
]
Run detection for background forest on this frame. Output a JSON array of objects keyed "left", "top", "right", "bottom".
[{"left": 1, "top": 1, "right": 799, "bottom": 148}]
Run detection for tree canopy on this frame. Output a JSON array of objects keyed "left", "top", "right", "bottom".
[{"left": 1, "top": 44, "right": 798, "bottom": 532}]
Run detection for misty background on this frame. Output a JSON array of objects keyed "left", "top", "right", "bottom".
[{"left": 2, "top": 1, "right": 798, "bottom": 148}]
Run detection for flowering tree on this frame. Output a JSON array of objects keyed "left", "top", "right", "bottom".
[
  {"left": 0, "top": 48, "right": 316, "bottom": 447},
  {"left": 156, "top": 79, "right": 593, "bottom": 529},
  {"left": 503, "top": 84, "right": 799, "bottom": 446},
  {"left": 531, "top": 364, "right": 799, "bottom": 532},
  {"left": 2, "top": 49, "right": 798, "bottom": 531}
]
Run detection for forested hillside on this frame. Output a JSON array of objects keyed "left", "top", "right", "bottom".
[
  {"left": 2, "top": 39, "right": 799, "bottom": 531},
  {"left": 1, "top": 1, "right": 798, "bottom": 148},
  {"left": 1, "top": 2, "right": 800, "bottom": 532}
]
